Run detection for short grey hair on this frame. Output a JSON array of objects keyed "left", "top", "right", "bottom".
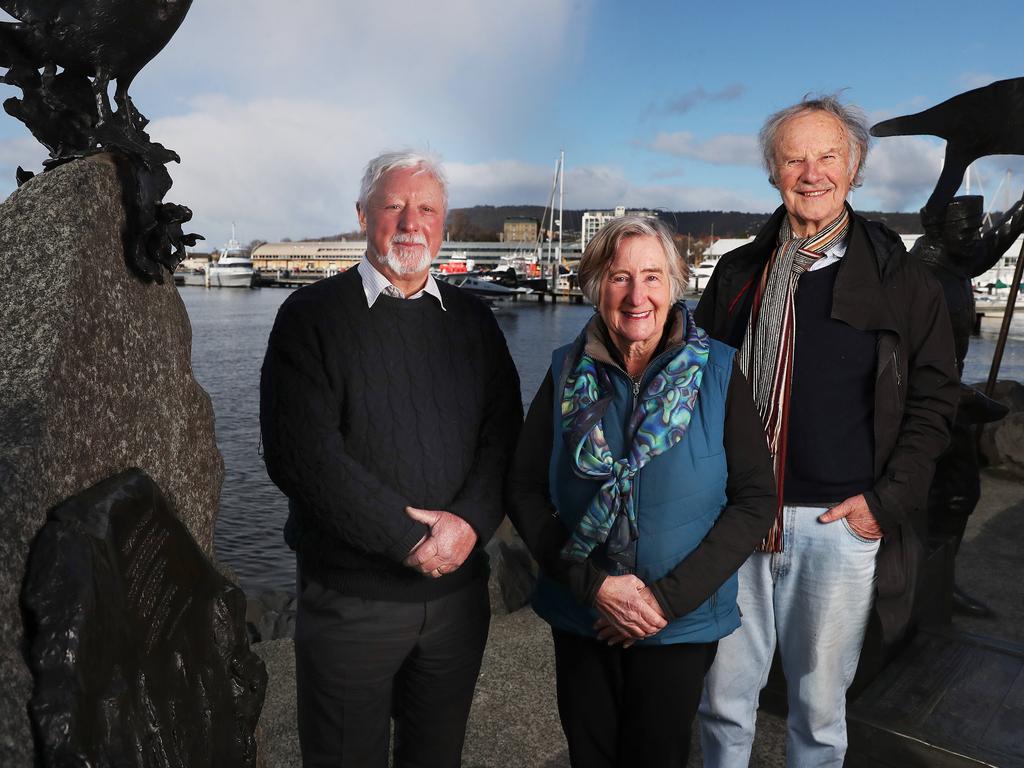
[
  {"left": 578, "top": 216, "right": 689, "bottom": 305},
  {"left": 759, "top": 94, "right": 870, "bottom": 188},
  {"left": 357, "top": 150, "right": 449, "bottom": 210}
]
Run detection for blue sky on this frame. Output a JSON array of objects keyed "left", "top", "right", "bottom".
[{"left": 1, "top": 0, "right": 1023, "bottom": 249}]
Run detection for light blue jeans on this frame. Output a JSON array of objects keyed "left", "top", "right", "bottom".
[{"left": 698, "top": 504, "right": 879, "bottom": 768}]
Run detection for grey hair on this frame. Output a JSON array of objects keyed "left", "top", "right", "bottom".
[
  {"left": 357, "top": 150, "right": 449, "bottom": 210},
  {"left": 579, "top": 216, "right": 689, "bottom": 305},
  {"left": 759, "top": 94, "right": 870, "bottom": 188}
]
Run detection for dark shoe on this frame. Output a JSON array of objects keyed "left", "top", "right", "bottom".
[{"left": 952, "top": 585, "right": 994, "bottom": 618}]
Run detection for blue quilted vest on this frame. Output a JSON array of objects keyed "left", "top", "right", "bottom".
[{"left": 532, "top": 336, "right": 739, "bottom": 645}]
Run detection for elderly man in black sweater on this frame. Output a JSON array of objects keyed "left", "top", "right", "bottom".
[{"left": 260, "top": 151, "right": 521, "bottom": 767}]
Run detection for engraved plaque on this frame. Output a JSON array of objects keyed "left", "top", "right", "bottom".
[{"left": 23, "top": 469, "right": 266, "bottom": 767}]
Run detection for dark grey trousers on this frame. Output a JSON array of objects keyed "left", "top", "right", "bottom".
[{"left": 294, "top": 576, "right": 490, "bottom": 767}]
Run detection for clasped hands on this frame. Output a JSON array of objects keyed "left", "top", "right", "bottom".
[
  {"left": 593, "top": 574, "right": 668, "bottom": 648},
  {"left": 402, "top": 506, "right": 477, "bottom": 578}
]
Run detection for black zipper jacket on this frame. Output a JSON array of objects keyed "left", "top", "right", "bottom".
[{"left": 694, "top": 205, "right": 959, "bottom": 643}]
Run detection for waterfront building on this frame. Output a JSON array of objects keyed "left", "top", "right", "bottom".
[
  {"left": 251, "top": 241, "right": 365, "bottom": 275},
  {"left": 580, "top": 206, "right": 658, "bottom": 251},
  {"left": 704, "top": 237, "right": 756, "bottom": 257},
  {"left": 503, "top": 216, "right": 540, "bottom": 243},
  {"left": 249, "top": 239, "right": 584, "bottom": 276}
]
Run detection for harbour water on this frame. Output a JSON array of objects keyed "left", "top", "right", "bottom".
[{"left": 181, "top": 287, "right": 1024, "bottom": 593}]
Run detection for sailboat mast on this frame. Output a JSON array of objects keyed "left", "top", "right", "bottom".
[
  {"left": 557, "top": 150, "right": 564, "bottom": 288},
  {"left": 544, "top": 157, "right": 559, "bottom": 289}
]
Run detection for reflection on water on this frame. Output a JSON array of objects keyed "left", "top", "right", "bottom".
[{"left": 180, "top": 287, "right": 1024, "bottom": 592}]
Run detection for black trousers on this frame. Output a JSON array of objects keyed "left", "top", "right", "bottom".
[
  {"left": 552, "top": 629, "right": 717, "bottom": 768},
  {"left": 294, "top": 576, "right": 490, "bottom": 767}
]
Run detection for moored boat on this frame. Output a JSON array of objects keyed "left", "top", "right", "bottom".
[
  {"left": 208, "top": 228, "right": 255, "bottom": 288},
  {"left": 435, "top": 272, "right": 532, "bottom": 298}
]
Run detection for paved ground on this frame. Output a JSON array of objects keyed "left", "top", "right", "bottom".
[{"left": 252, "top": 469, "right": 1024, "bottom": 767}]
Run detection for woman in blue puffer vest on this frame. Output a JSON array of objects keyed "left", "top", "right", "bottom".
[{"left": 506, "top": 216, "right": 776, "bottom": 767}]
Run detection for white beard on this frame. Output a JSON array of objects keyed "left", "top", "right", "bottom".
[{"left": 377, "top": 234, "right": 433, "bottom": 275}]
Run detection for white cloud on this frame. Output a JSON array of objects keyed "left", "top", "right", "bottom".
[
  {"left": 152, "top": 96, "right": 413, "bottom": 244},
  {"left": 858, "top": 135, "right": 944, "bottom": 211},
  {"left": 447, "top": 158, "right": 775, "bottom": 213},
  {"left": 134, "top": 0, "right": 585, "bottom": 246},
  {"left": 0, "top": 135, "right": 46, "bottom": 182},
  {"left": 645, "top": 132, "right": 761, "bottom": 168}
]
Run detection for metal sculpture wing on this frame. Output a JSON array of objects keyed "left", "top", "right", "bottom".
[
  {"left": 0, "top": 0, "right": 201, "bottom": 280},
  {"left": 871, "top": 77, "right": 1024, "bottom": 218}
]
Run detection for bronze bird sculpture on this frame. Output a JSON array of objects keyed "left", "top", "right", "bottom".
[
  {"left": 871, "top": 77, "right": 1024, "bottom": 218},
  {"left": 0, "top": 0, "right": 192, "bottom": 134},
  {"left": 0, "top": 0, "right": 200, "bottom": 280}
]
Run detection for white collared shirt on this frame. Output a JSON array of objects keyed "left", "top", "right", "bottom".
[
  {"left": 807, "top": 236, "right": 848, "bottom": 272},
  {"left": 356, "top": 257, "right": 447, "bottom": 310}
]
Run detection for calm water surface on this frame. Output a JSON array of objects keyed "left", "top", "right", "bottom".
[{"left": 181, "top": 287, "right": 1024, "bottom": 592}]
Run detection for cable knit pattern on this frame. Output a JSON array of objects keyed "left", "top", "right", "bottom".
[{"left": 260, "top": 268, "right": 522, "bottom": 601}]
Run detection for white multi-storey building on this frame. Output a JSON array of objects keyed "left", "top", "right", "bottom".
[{"left": 581, "top": 206, "right": 659, "bottom": 251}]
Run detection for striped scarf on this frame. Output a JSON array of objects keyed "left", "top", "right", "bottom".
[
  {"left": 738, "top": 208, "right": 850, "bottom": 552},
  {"left": 560, "top": 306, "right": 709, "bottom": 566}
]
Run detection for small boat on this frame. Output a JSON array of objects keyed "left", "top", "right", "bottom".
[
  {"left": 690, "top": 254, "right": 720, "bottom": 291},
  {"left": 437, "top": 251, "right": 476, "bottom": 274},
  {"left": 208, "top": 226, "right": 255, "bottom": 288},
  {"left": 435, "top": 272, "right": 532, "bottom": 298}
]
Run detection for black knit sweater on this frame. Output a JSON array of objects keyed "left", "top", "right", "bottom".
[{"left": 260, "top": 268, "right": 522, "bottom": 601}]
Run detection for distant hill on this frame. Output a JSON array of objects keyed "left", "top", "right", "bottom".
[
  {"left": 441, "top": 206, "right": 924, "bottom": 241},
  {"left": 299, "top": 206, "right": 925, "bottom": 243}
]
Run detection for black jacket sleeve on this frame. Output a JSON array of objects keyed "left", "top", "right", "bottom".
[
  {"left": 647, "top": 362, "right": 777, "bottom": 619},
  {"left": 505, "top": 371, "right": 607, "bottom": 607}
]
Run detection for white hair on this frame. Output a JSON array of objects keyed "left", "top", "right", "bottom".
[
  {"left": 357, "top": 150, "right": 448, "bottom": 210},
  {"left": 578, "top": 216, "right": 689, "bottom": 305},
  {"left": 759, "top": 93, "right": 870, "bottom": 188}
]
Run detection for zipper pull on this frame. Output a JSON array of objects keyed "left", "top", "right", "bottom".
[{"left": 632, "top": 380, "right": 640, "bottom": 398}]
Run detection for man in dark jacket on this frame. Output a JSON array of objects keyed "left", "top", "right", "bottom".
[
  {"left": 696, "top": 95, "right": 958, "bottom": 767},
  {"left": 260, "top": 151, "right": 522, "bottom": 767}
]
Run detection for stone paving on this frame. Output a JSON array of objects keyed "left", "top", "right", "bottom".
[{"left": 253, "top": 469, "right": 1024, "bottom": 767}]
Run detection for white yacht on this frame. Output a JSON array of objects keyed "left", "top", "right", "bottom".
[
  {"left": 690, "top": 254, "right": 720, "bottom": 291},
  {"left": 208, "top": 228, "right": 255, "bottom": 288}
]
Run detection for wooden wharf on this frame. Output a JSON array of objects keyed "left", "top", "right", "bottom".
[
  {"left": 255, "top": 269, "right": 329, "bottom": 288},
  {"left": 515, "top": 288, "right": 586, "bottom": 304}
]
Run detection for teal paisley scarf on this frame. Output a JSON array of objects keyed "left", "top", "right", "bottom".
[{"left": 560, "top": 305, "right": 709, "bottom": 565}]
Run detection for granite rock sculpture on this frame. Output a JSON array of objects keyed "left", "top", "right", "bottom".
[{"left": 0, "top": 155, "right": 223, "bottom": 766}]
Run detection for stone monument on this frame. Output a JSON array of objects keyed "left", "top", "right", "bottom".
[{"left": 0, "top": 153, "right": 225, "bottom": 765}]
